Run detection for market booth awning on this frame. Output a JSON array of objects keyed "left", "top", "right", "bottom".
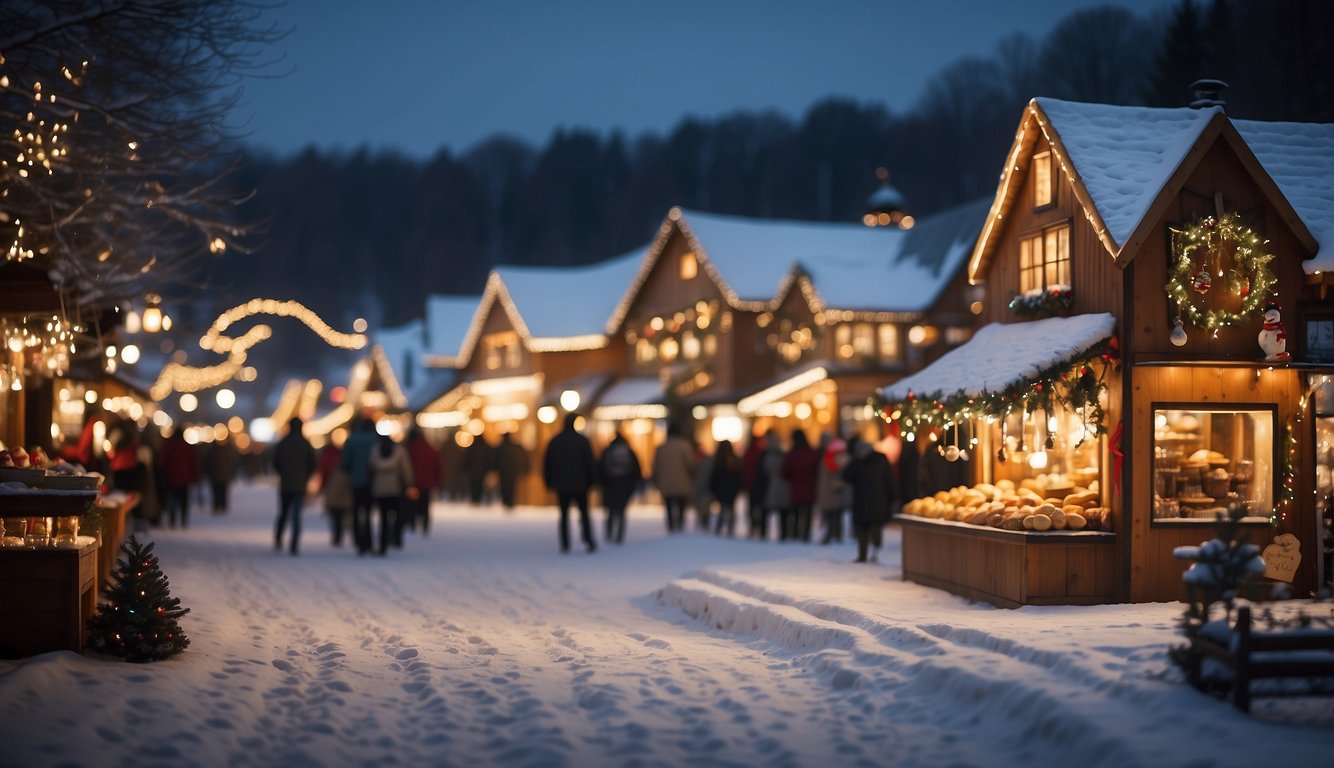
[
  {"left": 880, "top": 313, "right": 1117, "bottom": 408},
  {"left": 591, "top": 377, "right": 666, "bottom": 421}
]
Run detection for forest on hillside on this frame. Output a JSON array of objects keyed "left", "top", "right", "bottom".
[{"left": 172, "top": 0, "right": 1332, "bottom": 397}]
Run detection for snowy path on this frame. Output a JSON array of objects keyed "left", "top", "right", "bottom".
[{"left": 1, "top": 480, "right": 1330, "bottom": 768}]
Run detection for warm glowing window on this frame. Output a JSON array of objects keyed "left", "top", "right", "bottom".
[
  {"left": 836, "top": 324, "right": 853, "bottom": 359},
  {"left": 636, "top": 338, "right": 656, "bottom": 364},
  {"left": 878, "top": 324, "right": 900, "bottom": 362},
  {"left": 1033, "top": 151, "right": 1053, "bottom": 208},
  {"left": 1019, "top": 224, "right": 1070, "bottom": 294},
  {"left": 852, "top": 323, "right": 875, "bottom": 357},
  {"left": 483, "top": 331, "right": 519, "bottom": 370},
  {"left": 679, "top": 251, "right": 697, "bottom": 280},
  {"left": 1151, "top": 406, "right": 1274, "bottom": 524}
]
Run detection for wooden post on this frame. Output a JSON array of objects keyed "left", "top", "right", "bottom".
[{"left": 1233, "top": 605, "right": 1253, "bottom": 712}]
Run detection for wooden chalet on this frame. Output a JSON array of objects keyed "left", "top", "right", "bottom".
[{"left": 880, "top": 98, "right": 1334, "bottom": 605}]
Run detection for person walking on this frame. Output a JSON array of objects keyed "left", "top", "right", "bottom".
[
  {"left": 317, "top": 441, "right": 353, "bottom": 547},
  {"left": 781, "top": 430, "right": 820, "bottom": 542},
  {"left": 760, "top": 435, "right": 790, "bottom": 541},
  {"left": 651, "top": 423, "right": 694, "bottom": 533},
  {"left": 691, "top": 445, "right": 715, "bottom": 532},
  {"left": 815, "top": 433, "right": 851, "bottom": 544},
  {"left": 542, "top": 412, "right": 597, "bottom": 553},
  {"left": 158, "top": 428, "right": 199, "bottom": 529},
  {"left": 369, "top": 434, "right": 414, "bottom": 555},
  {"left": 494, "top": 432, "right": 529, "bottom": 510},
  {"left": 709, "top": 439, "right": 743, "bottom": 537},
  {"left": 340, "top": 417, "right": 378, "bottom": 555},
  {"left": 841, "top": 436, "right": 897, "bottom": 563},
  {"left": 404, "top": 428, "right": 442, "bottom": 534},
  {"left": 462, "top": 434, "right": 495, "bottom": 505},
  {"left": 204, "top": 432, "right": 241, "bottom": 514},
  {"left": 272, "top": 417, "right": 316, "bottom": 555},
  {"left": 597, "top": 429, "right": 641, "bottom": 544},
  {"left": 742, "top": 431, "right": 768, "bottom": 540}
]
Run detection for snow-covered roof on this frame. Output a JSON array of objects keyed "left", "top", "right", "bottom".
[
  {"left": 497, "top": 247, "right": 646, "bottom": 339},
  {"left": 596, "top": 377, "right": 665, "bottom": 408},
  {"left": 1234, "top": 118, "right": 1334, "bottom": 274},
  {"left": 677, "top": 202, "right": 986, "bottom": 313},
  {"left": 424, "top": 294, "right": 481, "bottom": 361},
  {"left": 866, "top": 182, "right": 906, "bottom": 211},
  {"left": 1035, "top": 98, "right": 1220, "bottom": 250},
  {"left": 372, "top": 320, "right": 425, "bottom": 393},
  {"left": 880, "top": 313, "right": 1116, "bottom": 402}
]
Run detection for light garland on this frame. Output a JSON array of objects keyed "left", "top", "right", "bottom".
[
  {"left": 1165, "top": 212, "right": 1276, "bottom": 335},
  {"left": 152, "top": 298, "right": 366, "bottom": 400},
  {"left": 3, "top": 72, "right": 75, "bottom": 262},
  {"left": 1009, "top": 287, "right": 1073, "bottom": 318}
]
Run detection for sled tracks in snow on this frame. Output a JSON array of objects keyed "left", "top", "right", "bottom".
[{"left": 656, "top": 569, "right": 1177, "bottom": 768}]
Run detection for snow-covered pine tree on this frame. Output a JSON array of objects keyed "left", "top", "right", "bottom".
[
  {"left": 1169, "top": 506, "right": 1266, "bottom": 690},
  {"left": 86, "top": 536, "right": 190, "bottom": 662}
]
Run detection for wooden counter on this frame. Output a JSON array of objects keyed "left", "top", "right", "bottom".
[
  {"left": 0, "top": 539, "right": 98, "bottom": 657},
  {"left": 93, "top": 492, "right": 139, "bottom": 598},
  {"left": 899, "top": 515, "right": 1118, "bottom": 608}
]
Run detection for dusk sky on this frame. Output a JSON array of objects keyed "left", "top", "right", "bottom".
[{"left": 237, "top": 0, "right": 1171, "bottom": 159}]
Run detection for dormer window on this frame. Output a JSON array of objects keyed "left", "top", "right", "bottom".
[
  {"left": 679, "top": 251, "right": 698, "bottom": 280},
  {"left": 1033, "top": 151, "right": 1053, "bottom": 208}
]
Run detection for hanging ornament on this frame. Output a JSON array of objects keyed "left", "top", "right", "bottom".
[
  {"left": 1192, "top": 268, "right": 1212, "bottom": 294},
  {"left": 1236, "top": 276, "right": 1250, "bottom": 299},
  {"left": 1169, "top": 319, "right": 1188, "bottom": 347},
  {"left": 996, "top": 445, "right": 1008, "bottom": 464},
  {"left": 944, "top": 445, "right": 960, "bottom": 462}
]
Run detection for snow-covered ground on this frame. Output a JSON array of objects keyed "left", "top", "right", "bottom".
[{"left": 1, "top": 480, "right": 1330, "bottom": 768}]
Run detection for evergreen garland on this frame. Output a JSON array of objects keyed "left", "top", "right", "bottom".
[
  {"left": 1008, "top": 287, "right": 1074, "bottom": 319},
  {"left": 86, "top": 536, "right": 190, "bottom": 662}
]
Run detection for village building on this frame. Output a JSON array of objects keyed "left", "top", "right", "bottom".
[{"left": 879, "top": 97, "right": 1334, "bottom": 605}]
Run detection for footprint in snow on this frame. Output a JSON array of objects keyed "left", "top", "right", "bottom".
[
  {"left": 395, "top": 648, "right": 418, "bottom": 660},
  {"left": 271, "top": 659, "right": 295, "bottom": 672},
  {"left": 468, "top": 635, "right": 485, "bottom": 644},
  {"left": 643, "top": 638, "right": 671, "bottom": 649}
]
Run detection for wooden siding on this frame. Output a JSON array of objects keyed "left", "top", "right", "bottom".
[
  {"left": 1127, "top": 365, "right": 1307, "bottom": 602},
  {"left": 900, "top": 517, "right": 1117, "bottom": 607}
]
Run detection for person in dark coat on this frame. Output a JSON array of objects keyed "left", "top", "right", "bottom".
[
  {"left": 597, "top": 430, "right": 641, "bottom": 544},
  {"left": 158, "top": 428, "right": 199, "bottom": 529},
  {"left": 760, "top": 436, "right": 790, "bottom": 541},
  {"left": 709, "top": 439, "right": 743, "bottom": 537},
  {"left": 842, "top": 437, "right": 898, "bottom": 563},
  {"left": 272, "top": 417, "right": 317, "bottom": 555},
  {"left": 439, "top": 433, "right": 467, "bottom": 500},
  {"left": 204, "top": 433, "right": 241, "bottom": 514},
  {"left": 369, "top": 434, "right": 414, "bottom": 554},
  {"left": 741, "top": 431, "right": 768, "bottom": 539},
  {"left": 463, "top": 434, "right": 495, "bottom": 505},
  {"left": 494, "top": 432, "right": 529, "bottom": 509},
  {"left": 404, "top": 428, "right": 442, "bottom": 533},
  {"left": 317, "top": 441, "right": 352, "bottom": 546},
  {"left": 542, "top": 412, "right": 598, "bottom": 553},
  {"left": 781, "top": 430, "right": 821, "bottom": 542},
  {"left": 340, "top": 417, "right": 378, "bottom": 555}
]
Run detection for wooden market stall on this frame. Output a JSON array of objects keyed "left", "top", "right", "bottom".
[{"left": 878, "top": 98, "right": 1334, "bottom": 605}]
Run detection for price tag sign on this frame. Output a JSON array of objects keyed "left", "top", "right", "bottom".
[{"left": 1262, "top": 533, "right": 1301, "bottom": 583}]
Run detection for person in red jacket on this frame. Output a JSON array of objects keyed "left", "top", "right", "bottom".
[
  {"left": 404, "top": 428, "right": 442, "bottom": 534},
  {"left": 158, "top": 428, "right": 200, "bottom": 529},
  {"left": 780, "top": 429, "right": 821, "bottom": 542}
]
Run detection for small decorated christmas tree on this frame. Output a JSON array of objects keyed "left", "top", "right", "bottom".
[{"left": 86, "top": 536, "right": 190, "bottom": 662}]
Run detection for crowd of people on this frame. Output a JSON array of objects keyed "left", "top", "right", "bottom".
[{"left": 62, "top": 407, "right": 925, "bottom": 564}]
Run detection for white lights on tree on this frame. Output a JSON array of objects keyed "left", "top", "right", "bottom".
[
  {"left": 120, "top": 344, "right": 141, "bottom": 364},
  {"left": 215, "top": 388, "right": 236, "bottom": 409},
  {"left": 559, "top": 389, "right": 581, "bottom": 412},
  {"left": 537, "top": 405, "right": 559, "bottom": 424},
  {"left": 179, "top": 393, "right": 198, "bottom": 413}
]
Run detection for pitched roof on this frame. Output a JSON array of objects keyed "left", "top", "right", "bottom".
[
  {"left": 495, "top": 247, "right": 645, "bottom": 339},
  {"left": 610, "top": 203, "right": 987, "bottom": 327},
  {"left": 1233, "top": 118, "right": 1334, "bottom": 274},
  {"left": 1037, "top": 98, "right": 1219, "bottom": 250},
  {"left": 880, "top": 313, "right": 1116, "bottom": 402},
  {"left": 424, "top": 294, "right": 482, "bottom": 363}
]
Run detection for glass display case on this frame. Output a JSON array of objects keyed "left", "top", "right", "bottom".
[{"left": 1151, "top": 404, "right": 1275, "bottom": 524}]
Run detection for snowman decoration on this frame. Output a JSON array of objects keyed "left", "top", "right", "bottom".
[{"left": 1258, "top": 301, "right": 1291, "bottom": 362}]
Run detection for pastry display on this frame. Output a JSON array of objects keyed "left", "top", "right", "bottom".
[{"left": 900, "top": 479, "right": 1112, "bottom": 532}]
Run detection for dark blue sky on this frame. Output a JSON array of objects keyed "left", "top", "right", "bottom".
[{"left": 236, "top": 0, "right": 1170, "bottom": 159}]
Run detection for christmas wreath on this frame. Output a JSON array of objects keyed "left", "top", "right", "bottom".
[{"left": 1165, "top": 212, "right": 1276, "bottom": 331}]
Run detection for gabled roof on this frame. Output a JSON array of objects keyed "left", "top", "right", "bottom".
[
  {"left": 970, "top": 98, "right": 1320, "bottom": 281},
  {"left": 373, "top": 319, "right": 426, "bottom": 393},
  {"left": 1234, "top": 119, "right": 1334, "bottom": 274},
  {"left": 451, "top": 246, "right": 647, "bottom": 368},
  {"left": 424, "top": 294, "right": 482, "bottom": 364},
  {"left": 610, "top": 203, "right": 987, "bottom": 330}
]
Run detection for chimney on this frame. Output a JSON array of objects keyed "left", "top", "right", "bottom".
[{"left": 1189, "top": 79, "right": 1228, "bottom": 110}]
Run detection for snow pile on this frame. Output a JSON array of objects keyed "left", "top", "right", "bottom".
[{"left": 2, "top": 483, "right": 1330, "bottom": 768}]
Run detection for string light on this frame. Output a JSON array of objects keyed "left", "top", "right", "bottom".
[{"left": 1165, "top": 212, "right": 1275, "bottom": 334}]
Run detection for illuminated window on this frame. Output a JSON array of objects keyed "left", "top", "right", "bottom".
[
  {"left": 1019, "top": 224, "right": 1070, "bottom": 294},
  {"left": 636, "top": 338, "right": 656, "bottom": 364},
  {"left": 836, "top": 324, "right": 853, "bottom": 359},
  {"left": 660, "top": 336, "right": 679, "bottom": 362},
  {"left": 1033, "top": 151, "right": 1053, "bottom": 208},
  {"left": 679, "top": 251, "right": 697, "bottom": 280},
  {"left": 852, "top": 323, "right": 874, "bottom": 357},
  {"left": 483, "top": 331, "right": 520, "bottom": 370},
  {"left": 878, "top": 324, "right": 900, "bottom": 362}
]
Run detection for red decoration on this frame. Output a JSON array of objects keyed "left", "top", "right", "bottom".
[
  {"left": 1110, "top": 419, "right": 1124, "bottom": 496},
  {"left": 1192, "top": 269, "right": 1212, "bottom": 294}
]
